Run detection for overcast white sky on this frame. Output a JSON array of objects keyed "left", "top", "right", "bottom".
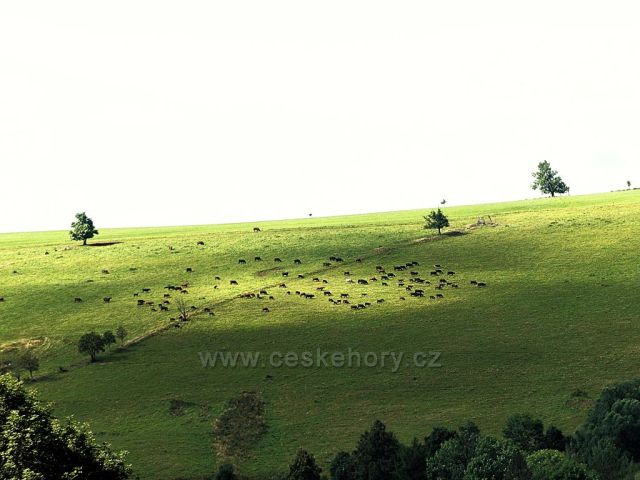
[{"left": 1, "top": 1, "right": 639, "bottom": 233}]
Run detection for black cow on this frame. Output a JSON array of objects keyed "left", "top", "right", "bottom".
[
  {"left": 74, "top": 297, "right": 83, "bottom": 303},
  {"left": 238, "top": 259, "right": 246, "bottom": 264},
  {"left": 103, "top": 297, "right": 112, "bottom": 303},
  {"left": 230, "top": 280, "right": 238, "bottom": 285},
  {"left": 294, "top": 259, "right": 302, "bottom": 264}
]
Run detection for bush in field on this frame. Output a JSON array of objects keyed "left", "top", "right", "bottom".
[
  {"left": 214, "top": 463, "right": 237, "bottom": 480},
  {"left": 116, "top": 325, "right": 128, "bottom": 345},
  {"left": 16, "top": 350, "right": 40, "bottom": 379},
  {"left": 102, "top": 330, "right": 116, "bottom": 351},
  {"left": 212, "top": 391, "right": 267, "bottom": 460},
  {"left": 78, "top": 331, "right": 105, "bottom": 362}
]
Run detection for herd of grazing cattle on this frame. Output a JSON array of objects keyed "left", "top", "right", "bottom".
[
  {"left": 53, "top": 236, "right": 488, "bottom": 323},
  {"left": 0, "top": 232, "right": 489, "bottom": 323}
]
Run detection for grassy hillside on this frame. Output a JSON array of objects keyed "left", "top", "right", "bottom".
[{"left": 1, "top": 191, "right": 639, "bottom": 479}]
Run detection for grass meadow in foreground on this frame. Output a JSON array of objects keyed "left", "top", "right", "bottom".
[{"left": 1, "top": 191, "right": 639, "bottom": 479}]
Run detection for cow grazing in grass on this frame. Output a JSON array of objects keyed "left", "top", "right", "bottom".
[
  {"left": 230, "top": 280, "right": 238, "bottom": 286},
  {"left": 103, "top": 297, "right": 112, "bottom": 303},
  {"left": 238, "top": 259, "right": 246, "bottom": 264},
  {"left": 74, "top": 297, "right": 83, "bottom": 303},
  {"left": 253, "top": 227, "right": 261, "bottom": 232}
]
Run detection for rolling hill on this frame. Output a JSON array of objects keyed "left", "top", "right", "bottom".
[{"left": 1, "top": 191, "right": 639, "bottom": 479}]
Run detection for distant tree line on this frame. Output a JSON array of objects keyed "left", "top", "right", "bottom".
[{"left": 213, "top": 378, "right": 640, "bottom": 480}]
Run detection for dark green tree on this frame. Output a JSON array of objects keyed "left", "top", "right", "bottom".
[
  {"left": 543, "top": 426, "right": 566, "bottom": 451},
  {"left": 0, "top": 374, "right": 130, "bottom": 479},
  {"left": 572, "top": 378, "right": 640, "bottom": 479},
  {"left": 531, "top": 161, "right": 569, "bottom": 197},
  {"left": 425, "top": 422, "right": 480, "bottom": 480},
  {"left": 287, "top": 449, "right": 322, "bottom": 480},
  {"left": 78, "top": 331, "right": 105, "bottom": 362},
  {"left": 425, "top": 426, "right": 458, "bottom": 456},
  {"left": 70, "top": 212, "right": 99, "bottom": 245},
  {"left": 463, "top": 436, "right": 531, "bottom": 480},
  {"left": 397, "top": 438, "right": 427, "bottom": 480},
  {"left": 329, "top": 452, "right": 355, "bottom": 480},
  {"left": 527, "top": 450, "right": 598, "bottom": 480},
  {"left": 503, "top": 414, "right": 545, "bottom": 453},
  {"left": 116, "top": 325, "right": 128, "bottom": 345},
  {"left": 214, "top": 463, "right": 238, "bottom": 480},
  {"left": 424, "top": 208, "right": 450, "bottom": 235},
  {"left": 102, "top": 330, "right": 116, "bottom": 351},
  {"left": 352, "top": 420, "right": 401, "bottom": 480},
  {"left": 16, "top": 350, "right": 40, "bottom": 379}
]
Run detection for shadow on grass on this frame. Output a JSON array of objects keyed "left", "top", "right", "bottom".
[{"left": 86, "top": 241, "right": 124, "bottom": 247}]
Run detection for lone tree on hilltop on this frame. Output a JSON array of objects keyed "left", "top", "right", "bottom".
[
  {"left": 531, "top": 161, "right": 569, "bottom": 197},
  {"left": 78, "top": 332, "right": 105, "bottom": 362},
  {"left": 424, "top": 208, "right": 450, "bottom": 235},
  {"left": 70, "top": 212, "right": 99, "bottom": 245}
]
